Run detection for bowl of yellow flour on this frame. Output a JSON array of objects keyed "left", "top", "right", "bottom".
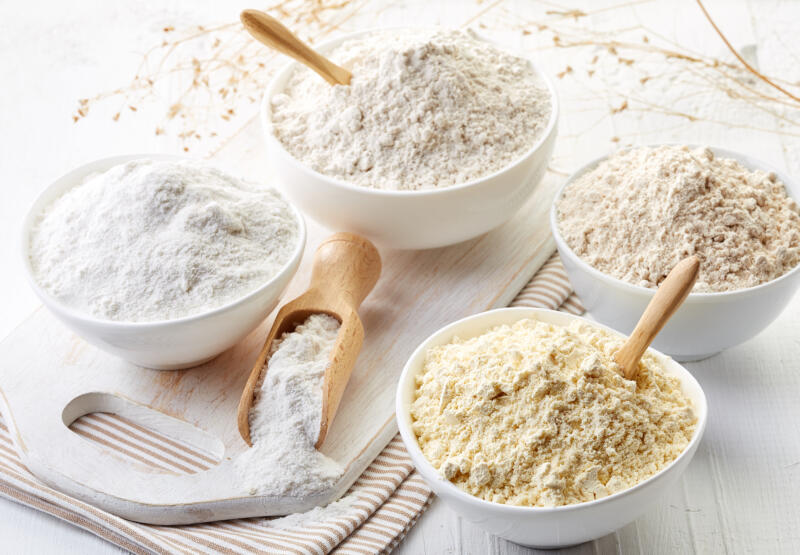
[{"left": 396, "top": 307, "right": 707, "bottom": 548}]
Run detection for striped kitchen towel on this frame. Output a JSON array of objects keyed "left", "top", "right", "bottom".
[
  {"left": 0, "top": 252, "right": 581, "bottom": 554},
  {"left": 511, "top": 252, "right": 585, "bottom": 314}
]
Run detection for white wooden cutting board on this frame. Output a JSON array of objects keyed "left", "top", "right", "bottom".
[{"left": 0, "top": 120, "right": 557, "bottom": 525}]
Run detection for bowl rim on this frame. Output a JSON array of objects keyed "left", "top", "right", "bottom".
[
  {"left": 20, "top": 153, "right": 307, "bottom": 329},
  {"left": 395, "top": 306, "right": 708, "bottom": 515},
  {"left": 260, "top": 27, "right": 560, "bottom": 197},
  {"left": 550, "top": 144, "right": 800, "bottom": 300}
]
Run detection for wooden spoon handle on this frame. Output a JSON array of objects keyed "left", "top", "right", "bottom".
[
  {"left": 240, "top": 9, "right": 351, "bottom": 85},
  {"left": 615, "top": 256, "right": 700, "bottom": 380},
  {"left": 309, "top": 233, "right": 382, "bottom": 311}
]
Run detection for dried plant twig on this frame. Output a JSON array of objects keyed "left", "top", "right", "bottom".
[{"left": 696, "top": 0, "right": 800, "bottom": 103}]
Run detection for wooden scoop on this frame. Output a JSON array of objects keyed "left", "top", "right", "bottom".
[
  {"left": 240, "top": 9, "right": 352, "bottom": 86},
  {"left": 238, "top": 232, "right": 381, "bottom": 448},
  {"left": 614, "top": 256, "right": 700, "bottom": 380}
]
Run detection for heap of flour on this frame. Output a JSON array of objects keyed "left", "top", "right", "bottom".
[
  {"left": 235, "top": 314, "right": 344, "bottom": 497},
  {"left": 28, "top": 159, "right": 299, "bottom": 322},
  {"left": 271, "top": 29, "right": 552, "bottom": 191},
  {"left": 411, "top": 318, "right": 696, "bottom": 507},
  {"left": 262, "top": 493, "right": 359, "bottom": 529},
  {"left": 557, "top": 145, "right": 800, "bottom": 292}
]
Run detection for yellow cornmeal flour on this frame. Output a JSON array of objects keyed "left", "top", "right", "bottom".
[{"left": 410, "top": 318, "right": 696, "bottom": 507}]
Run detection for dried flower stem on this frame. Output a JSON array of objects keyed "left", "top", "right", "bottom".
[{"left": 696, "top": 0, "right": 800, "bottom": 104}]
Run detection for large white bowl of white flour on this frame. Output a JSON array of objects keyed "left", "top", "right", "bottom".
[
  {"left": 22, "top": 154, "right": 306, "bottom": 369},
  {"left": 261, "top": 28, "right": 558, "bottom": 249}
]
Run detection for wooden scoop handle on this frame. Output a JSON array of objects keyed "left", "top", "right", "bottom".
[
  {"left": 237, "top": 233, "right": 380, "bottom": 447},
  {"left": 614, "top": 256, "right": 700, "bottom": 380},
  {"left": 240, "top": 9, "right": 351, "bottom": 86},
  {"left": 312, "top": 233, "right": 381, "bottom": 448},
  {"left": 309, "top": 232, "right": 381, "bottom": 312}
]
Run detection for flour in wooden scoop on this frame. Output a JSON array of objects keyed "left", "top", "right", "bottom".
[
  {"left": 235, "top": 314, "right": 343, "bottom": 497},
  {"left": 271, "top": 29, "right": 552, "bottom": 191}
]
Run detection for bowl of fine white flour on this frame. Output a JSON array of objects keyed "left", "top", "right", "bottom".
[
  {"left": 21, "top": 154, "right": 306, "bottom": 369},
  {"left": 261, "top": 28, "right": 558, "bottom": 250},
  {"left": 551, "top": 145, "right": 800, "bottom": 361}
]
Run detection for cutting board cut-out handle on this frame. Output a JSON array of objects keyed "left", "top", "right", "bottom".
[{"left": 62, "top": 392, "right": 226, "bottom": 463}]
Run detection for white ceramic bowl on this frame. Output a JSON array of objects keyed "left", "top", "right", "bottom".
[
  {"left": 20, "top": 154, "right": 306, "bottom": 370},
  {"left": 551, "top": 146, "right": 800, "bottom": 361},
  {"left": 396, "top": 307, "right": 707, "bottom": 548},
  {"left": 261, "top": 30, "right": 559, "bottom": 250}
]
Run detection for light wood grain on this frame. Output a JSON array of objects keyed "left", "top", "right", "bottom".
[
  {"left": 237, "top": 232, "right": 382, "bottom": 447},
  {"left": 1, "top": 0, "right": 799, "bottom": 552},
  {"left": 615, "top": 256, "right": 700, "bottom": 380},
  {"left": 396, "top": 0, "right": 800, "bottom": 552},
  {"left": 241, "top": 9, "right": 351, "bottom": 85},
  {"left": 0, "top": 115, "right": 557, "bottom": 524}
]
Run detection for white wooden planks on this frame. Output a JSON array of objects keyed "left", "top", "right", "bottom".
[
  {"left": 0, "top": 112, "right": 558, "bottom": 523},
  {"left": 1, "top": 0, "right": 799, "bottom": 551},
  {"left": 396, "top": 0, "right": 800, "bottom": 552}
]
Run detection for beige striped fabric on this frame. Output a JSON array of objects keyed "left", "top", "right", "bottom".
[
  {"left": 0, "top": 252, "right": 580, "bottom": 554},
  {"left": 70, "top": 412, "right": 222, "bottom": 475},
  {"left": 0, "top": 419, "right": 431, "bottom": 555},
  {"left": 511, "top": 252, "right": 585, "bottom": 315}
]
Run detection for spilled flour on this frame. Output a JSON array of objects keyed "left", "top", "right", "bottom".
[
  {"left": 235, "top": 314, "right": 343, "bottom": 497},
  {"left": 271, "top": 29, "right": 551, "bottom": 190},
  {"left": 262, "top": 493, "right": 360, "bottom": 529},
  {"left": 557, "top": 145, "right": 800, "bottom": 292}
]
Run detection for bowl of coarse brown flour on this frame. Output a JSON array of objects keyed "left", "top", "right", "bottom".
[
  {"left": 261, "top": 28, "right": 558, "bottom": 249},
  {"left": 22, "top": 154, "right": 306, "bottom": 369},
  {"left": 551, "top": 145, "right": 800, "bottom": 360}
]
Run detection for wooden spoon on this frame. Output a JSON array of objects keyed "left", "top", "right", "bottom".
[
  {"left": 240, "top": 9, "right": 352, "bottom": 86},
  {"left": 238, "top": 232, "right": 381, "bottom": 448},
  {"left": 614, "top": 256, "right": 700, "bottom": 380}
]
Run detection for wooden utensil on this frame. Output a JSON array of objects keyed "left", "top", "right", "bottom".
[
  {"left": 240, "top": 9, "right": 352, "bottom": 86},
  {"left": 0, "top": 141, "right": 557, "bottom": 523},
  {"left": 614, "top": 256, "right": 700, "bottom": 380},
  {"left": 238, "top": 232, "right": 380, "bottom": 448}
]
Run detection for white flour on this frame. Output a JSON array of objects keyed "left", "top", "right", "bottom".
[
  {"left": 29, "top": 159, "right": 299, "bottom": 322},
  {"left": 262, "top": 493, "right": 360, "bottom": 529},
  {"left": 271, "top": 29, "right": 551, "bottom": 191},
  {"left": 235, "top": 314, "right": 343, "bottom": 497},
  {"left": 557, "top": 146, "right": 800, "bottom": 292}
]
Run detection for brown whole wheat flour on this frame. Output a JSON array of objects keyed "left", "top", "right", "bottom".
[
  {"left": 411, "top": 318, "right": 696, "bottom": 507},
  {"left": 271, "top": 29, "right": 551, "bottom": 191},
  {"left": 411, "top": 319, "right": 696, "bottom": 506},
  {"left": 557, "top": 145, "right": 800, "bottom": 292}
]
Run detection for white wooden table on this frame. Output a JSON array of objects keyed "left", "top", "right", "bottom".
[{"left": 1, "top": 0, "right": 798, "bottom": 553}]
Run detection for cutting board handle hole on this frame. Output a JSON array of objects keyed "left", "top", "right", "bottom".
[{"left": 63, "top": 392, "right": 225, "bottom": 474}]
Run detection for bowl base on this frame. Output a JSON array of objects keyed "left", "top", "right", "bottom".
[
  {"left": 133, "top": 353, "right": 221, "bottom": 371},
  {"left": 511, "top": 541, "right": 582, "bottom": 550},
  {"left": 669, "top": 351, "right": 720, "bottom": 363}
]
